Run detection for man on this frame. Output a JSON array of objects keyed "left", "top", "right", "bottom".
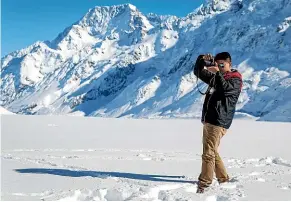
[{"left": 193, "top": 52, "right": 242, "bottom": 193}]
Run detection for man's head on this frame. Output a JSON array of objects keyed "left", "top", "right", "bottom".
[{"left": 214, "top": 52, "right": 232, "bottom": 73}]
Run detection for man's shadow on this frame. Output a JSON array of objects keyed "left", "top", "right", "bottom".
[{"left": 15, "top": 168, "right": 197, "bottom": 184}]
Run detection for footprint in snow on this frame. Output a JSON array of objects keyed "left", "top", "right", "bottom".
[
  {"left": 220, "top": 183, "right": 237, "bottom": 189},
  {"left": 137, "top": 154, "right": 165, "bottom": 161},
  {"left": 256, "top": 178, "right": 266, "bottom": 182},
  {"left": 249, "top": 172, "right": 261, "bottom": 176},
  {"left": 143, "top": 157, "right": 152, "bottom": 161},
  {"left": 205, "top": 195, "right": 217, "bottom": 201},
  {"left": 277, "top": 184, "right": 291, "bottom": 190},
  {"left": 137, "top": 154, "right": 151, "bottom": 161}
]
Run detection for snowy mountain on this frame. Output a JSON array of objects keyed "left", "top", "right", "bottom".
[{"left": 1, "top": 0, "right": 291, "bottom": 121}]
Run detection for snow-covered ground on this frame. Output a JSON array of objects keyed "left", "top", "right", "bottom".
[
  {"left": 1, "top": 115, "right": 291, "bottom": 201},
  {"left": 0, "top": 107, "right": 14, "bottom": 115}
]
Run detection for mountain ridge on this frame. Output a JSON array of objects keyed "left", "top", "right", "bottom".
[{"left": 1, "top": 0, "right": 291, "bottom": 121}]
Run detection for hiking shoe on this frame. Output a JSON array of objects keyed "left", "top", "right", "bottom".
[
  {"left": 196, "top": 187, "right": 205, "bottom": 194},
  {"left": 196, "top": 182, "right": 209, "bottom": 194}
]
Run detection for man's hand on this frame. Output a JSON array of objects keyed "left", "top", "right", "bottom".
[
  {"left": 203, "top": 54, "right": 214, "bottom": 61},
  {"left": 207, "top": 66, "right": 219, "bottom": 73}
]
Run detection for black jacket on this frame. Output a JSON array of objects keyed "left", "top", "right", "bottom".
[{"left": 193, "top": 55, "right": 242, "bottom": 129}]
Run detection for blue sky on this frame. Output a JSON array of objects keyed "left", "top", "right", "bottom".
[{"left": 2, "top": 0, "right": 204, "bottom": 57}]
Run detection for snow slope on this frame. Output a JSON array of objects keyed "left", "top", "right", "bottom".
[
  {"left": 0, "top": 107, "right": 14, "bottom": 115},
  {"left": 1, "top": 0, "right": 291, "bottom": 121},
  {"left": 1, "top": 115, "right": 291, "bottom": 200}
]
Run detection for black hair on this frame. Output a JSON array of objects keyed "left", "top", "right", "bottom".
[{"left": 214, "top": 52, "right": 232, "bottom": 62}]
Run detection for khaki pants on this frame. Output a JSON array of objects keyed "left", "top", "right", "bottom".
[{"left": 198, "top": 123, "right": 229, "bottom": 188}]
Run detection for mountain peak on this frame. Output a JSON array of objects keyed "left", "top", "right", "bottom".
[
  {"left": 89, "top": 3, "right": 138, "bottom": 16},
  {"left": 125, "top": 3, "right": 137, "bottom": 11},
  {"left": 73, "top": 3, "right": 153, "bottom": 38}
]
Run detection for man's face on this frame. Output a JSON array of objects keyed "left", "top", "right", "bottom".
[{"left": 215, "top": 59, "right": 231, "bottom": 72}]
